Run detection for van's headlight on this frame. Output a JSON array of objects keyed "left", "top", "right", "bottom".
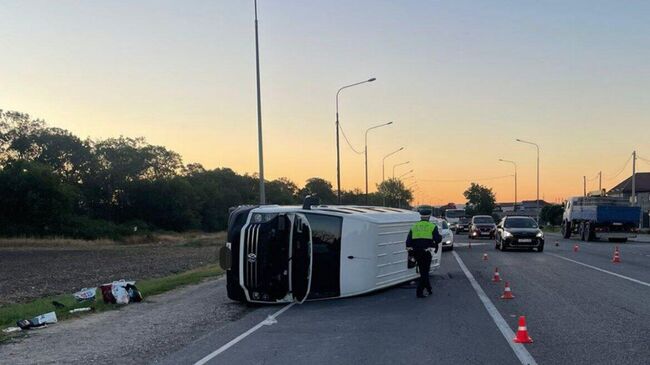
[
  {"left": 503, "top": 231, "right": 513, "bottom": 238},
  {"left": 252, "top": 213, "right": 278, "bottom": 223},
  {"left": 536, "top": 231, "right": 544, "bottom": 238}
]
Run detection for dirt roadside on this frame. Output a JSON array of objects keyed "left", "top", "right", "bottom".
[
  {"left": 0, "top": 277, "right": 250, "bottom": 364},
  {"left": 0, "top": 233, "right": 224, "bottom": 305}
]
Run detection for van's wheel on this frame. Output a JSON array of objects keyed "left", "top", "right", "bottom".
[
  {"left": 537, "top": 244, "right": 544, "bottom": 252},
  {"left": 562, "top": 221, "right": 571, "bottom": 239}
]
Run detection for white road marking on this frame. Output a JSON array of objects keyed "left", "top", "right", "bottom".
[
  {"left": 193, "top": 302, "right": 295, "bottom": 365},
  {"left": 455, "top": 242, "right": 490, "bottom": 247},
  {"left": 546, "top": 253, "right": 650, "bottom": 288},
  {"left": 453, "top": 251, "right": 538, "bottom": 365}
]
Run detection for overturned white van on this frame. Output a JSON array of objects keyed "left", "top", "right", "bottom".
[{"left": 220, "top": 203, "right": 442, "bottom": 304}]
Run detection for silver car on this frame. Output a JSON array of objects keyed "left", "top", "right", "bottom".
[{"left": 431, "top": 217, "right": 454, "bottom": 250}]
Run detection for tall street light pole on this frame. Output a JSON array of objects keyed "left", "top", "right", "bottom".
[
  {"left": 498, "top": 159, "right": 517, "bottom": 210},
  {"left": 365, "top": 122, "right": 393, "bottom": 204},
  {"left": 254, "top": 0, "right": 265, "bottom": 204},
  {"left": 516, "top": 139, "right": 540, "bottom": 220},
  {"left": 336, "top": 78, "right": 376, "bottom": 204},
  {"left": 382, "top": 147, "right": 404, "bottom": 181},
  {"left": 393, "top": 161, "right": 410, "bottom": 179}
]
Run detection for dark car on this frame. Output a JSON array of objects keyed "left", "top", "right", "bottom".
[
  {"left": 456, "top": 216, "right": 470, "bottom": 232},
  {"left": 495, "top": 216, "right": 545, "bottom": 252},
  {"left": 469, "top": 215, "right": 496, "bottom": 239}
]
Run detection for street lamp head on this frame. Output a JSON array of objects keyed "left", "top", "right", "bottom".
[
  {"left": 399, "top": 147, "right": 404, "bottom": 151},
  {"left": 367, "top": 78, "right": 376, "bottom": 82},
  {"left": 516, "top": 138, "right": 522, "bottom": 142},
  {"left": 387, "top": 121, "right": 393, "bottom": 125}
]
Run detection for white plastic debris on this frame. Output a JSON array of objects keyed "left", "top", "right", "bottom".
[
  {"left": 31, "top": 312, "right": 57, "bottom": 326},
  {"left": 73, "top": 287, "right": 97, "bottom": 302},
  {"left": 112, "top": 285, "right": 130, "bottom": 304},
  {"left": 68, "top": 307, "right": 92, "bottom": 314},
  {"left": 2, "top": 327, "right": 22, "bottom": 334}
]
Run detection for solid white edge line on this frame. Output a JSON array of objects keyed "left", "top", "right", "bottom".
[
  {"left": 452, "top": 251, "right": 538, "bottom": 365},
  {"left": 545, "top": 253, "right": 650, "bottom": 288},
  {"left": 193, "top": 302, "right": 296, "bottom": 365}
]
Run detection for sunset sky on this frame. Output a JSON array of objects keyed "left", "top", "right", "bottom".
[{"left": 2, "top": 1, "right": 650, "bottom": 205}]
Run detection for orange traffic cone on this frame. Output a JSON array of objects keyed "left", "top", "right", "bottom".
[
  {"left": 501, "top": 281, "right": 515, "bottom": 299},
  {"left": 483, "top": 253, "right": 488, "bottom": 261},
  {"left": 573, "top": 244, "right": 579, "bottom": 252},
  {"left": 492, "top": 267, "right": 502, "bottom": 282},
  {"left": 612, "top": 246, "right": 621, "bottom": 263},
  {"left": 513, "top": 316, "right": 533, "bottom": 343}
]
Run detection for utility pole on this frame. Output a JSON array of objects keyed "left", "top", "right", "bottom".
[
  {"left": 254, "top": 0, "right": 265, "bottom": 204},
  {"left": 583, "top": 176, "right": 586, "bottom": 197},
  {"left": 632, "top": 151, "right": 637, "bottom": 205},
  {"left": 599, "top": 171, "right": 602, "bottom": 192},
  {"left": 632, "top": 150, "right": 642, "bottom": 228}
]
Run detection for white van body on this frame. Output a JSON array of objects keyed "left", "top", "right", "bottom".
[{"left": 222, "top": 205, "right": 442, "bottom": 304}]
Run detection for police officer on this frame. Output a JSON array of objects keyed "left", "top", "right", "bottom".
[{"left": 406, "top": 210, "right": 442, "bottom": 298}]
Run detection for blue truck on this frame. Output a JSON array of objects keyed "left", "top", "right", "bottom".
[{"left": 561, "top": 195, "right": 641, "bottom": 242}]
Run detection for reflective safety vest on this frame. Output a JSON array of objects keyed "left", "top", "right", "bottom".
[{"left": 410, "top": 221, "right": 436, "bottom": 240}]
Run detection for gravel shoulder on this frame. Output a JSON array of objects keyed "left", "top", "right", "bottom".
[{"left": 0, "top": 277, "right": 250, "bottom": 364}]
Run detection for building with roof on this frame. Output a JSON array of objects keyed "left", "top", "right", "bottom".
[
  {"left": 495, "top": 200, "right": 550, "bottom": 219},
  {"left": 608, "top": 172, "right": 650, "bottom": 227}
]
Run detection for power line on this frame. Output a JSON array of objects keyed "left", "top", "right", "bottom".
[
  {"left": 604, "top": 153, "right": 632, "bottom": 181},
  {"left": 338, "top": 123, "right": 364, "bottom": 155},
  {"left": 585, "top": 173, "right": 599, "bottom": 182},
  {"left": 637, "top": 155, "right": 650, "bottom": 165}
]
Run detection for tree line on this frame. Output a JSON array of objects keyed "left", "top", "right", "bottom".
[{"left": 0, "top": 110, "right": 413, "bottom": 239}]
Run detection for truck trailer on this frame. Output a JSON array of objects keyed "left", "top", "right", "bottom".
[{"left": 561, "top": 195, "right": 640, "bottom": 242}]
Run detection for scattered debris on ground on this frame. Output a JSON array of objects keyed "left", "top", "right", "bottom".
[{"left": 0, "top": 232, "right": 224, "bottom": 305}]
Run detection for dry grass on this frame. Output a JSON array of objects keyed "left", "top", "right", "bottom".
[{"left": 0, "top": 231, "right": 227, "bottom": 249}]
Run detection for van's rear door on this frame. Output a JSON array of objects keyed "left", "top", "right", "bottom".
[{"left": 290, "top": 213, "right": 313, "bottom": 303}]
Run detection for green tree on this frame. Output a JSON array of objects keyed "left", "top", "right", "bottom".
[
  {"left": 0, "top": 111, "right": 96, "bottom": 186},
  {"left": 267, "top": 177, "right": 300, "bottom": 205},
  {"left": 463, "top": 183, "right": 496, "bottom": 216},
  {"left": 0, "top": 160, "right": 78, "bottom": 235},
  {"left": 89, "top": 136, "right": 185, "bottom": 220},
  {"left": 123, "top": 177, "right": 200, "bottom": 231},
  {"left": 376, "top": 178, "right": 413, "bottom": 208},
  {"left": 186, "top": 168, "right": 257, "bottom": 231},
  {"left": 540, "top": 204, "right": 564, "bottom": 226},
  {"left": 299, "top": 177, "right": 336, "bottom": 204}
]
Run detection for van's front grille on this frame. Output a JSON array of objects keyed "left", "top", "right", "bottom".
[{"left": 243, "top": 224, "right": 260, "bottom": 289}]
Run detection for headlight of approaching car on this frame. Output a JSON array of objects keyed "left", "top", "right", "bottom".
[
  {"left": 502, "top": 231, "right": 513, "bottom": 238},
  {"left": 536, "top": 231, "right": 544, "bottom": 238}
]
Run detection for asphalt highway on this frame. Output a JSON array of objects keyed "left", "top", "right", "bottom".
[{"left": 158, "top": 233, "right": 650, "bottom": 365}]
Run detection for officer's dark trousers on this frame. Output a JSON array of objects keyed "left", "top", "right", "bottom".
[{"left": 413, "top": 249, "right": 432, "bottom": 295}]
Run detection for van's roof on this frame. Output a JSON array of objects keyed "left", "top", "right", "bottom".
[{"left": 251, "top": 205, "right": 420, "bottom": 224}]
